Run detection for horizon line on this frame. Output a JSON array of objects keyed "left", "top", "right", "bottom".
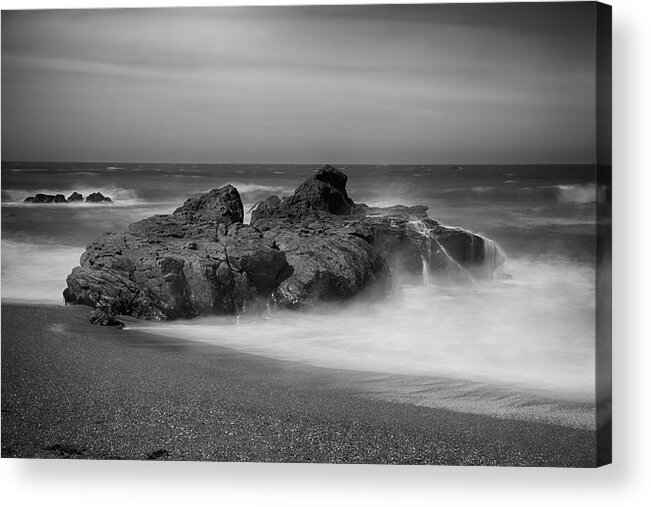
[{"left": 1, "top": 160, "right": 599, "bottom": 167}]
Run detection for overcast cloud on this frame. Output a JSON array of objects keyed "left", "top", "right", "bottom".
[{"left": 2, "top": 3, "right": 597, "bottom": 164}]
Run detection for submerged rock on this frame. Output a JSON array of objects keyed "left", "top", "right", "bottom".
[{"left": 64, "top": 165, "right": 505, "bottom": 322}]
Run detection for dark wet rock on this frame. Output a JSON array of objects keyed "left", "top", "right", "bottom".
[
  {"left": 250, "top": 195, "right": 286, "bottom": 223},
  {"left": 86, "top": 192, "right": 112, "bottom": 203},
  {"left": 288, "top": 164, "right": 355, "bottom": 215},
  {"left": 432, "top": 225, "right": 505, "bottom": 278},
  {"left": 64, "top": 184, "right": 291, "bottom": 320},
  {"left": 64, "top": 165, "right": 504, "bottom": 322},
  {"left": 267, "top": 227, "right": 391, "bottom": 309},
  {"left": 174, "top": 185, "right": 243, "bottom": 225},
  {"left": 64, "top": 222, "right": 291, "bottom": 320},
  {"left": 24, "top": 193, "right": 68, "bottom": 204},
  {"left": 89, "top": 308, "right": 124, "bottom": 327},
  {"left": 250, "top": 166, "right": 356, "bottom": 223},
  {"left": 68, "top": 192, "right": 84, "bottom": 202}
]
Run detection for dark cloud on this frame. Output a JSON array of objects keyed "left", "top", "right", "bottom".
[{"left": 1, "top": 3, "right": 597, "bottom": 163}]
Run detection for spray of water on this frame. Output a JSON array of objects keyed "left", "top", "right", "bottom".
[
  {"left": 420, "top": 255, "right": 430, "bottom": 285},
  {"left": 409, "top": 219, "right": 505, "bottom": 284}
]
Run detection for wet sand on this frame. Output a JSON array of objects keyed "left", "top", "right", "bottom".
[{"left": 1, "top": 303, "right": 597, "bottom": 466}]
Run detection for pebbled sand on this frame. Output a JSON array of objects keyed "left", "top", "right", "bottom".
[{"left": 1, "top": 303, "right": 597, "bottom": 466}]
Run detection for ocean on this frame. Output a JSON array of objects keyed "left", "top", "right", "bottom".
[{"left": 1, "top": 162, "right": 598, "bottom": 421}]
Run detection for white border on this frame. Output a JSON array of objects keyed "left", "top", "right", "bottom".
[{"left": 1, "top": 1, "right": 649, "bottom": 506}]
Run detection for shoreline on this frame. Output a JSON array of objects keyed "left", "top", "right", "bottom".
[
  {"left": 125, "top": 320, "right": 596, "bottom": 430},
  {"left": 1, "top": 303, "right": 598, "bottom": 466}
]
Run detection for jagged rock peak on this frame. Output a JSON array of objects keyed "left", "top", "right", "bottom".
[{"left": 174, "top": 184, "right": 244, "bottom": 225}]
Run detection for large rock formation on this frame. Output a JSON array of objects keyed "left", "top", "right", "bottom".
[
  {"left": 64, "top": 166, "right": 504, "bottom": 321},
  {"left": 64, "top": 186, "right": 290, "bottom": 319}
]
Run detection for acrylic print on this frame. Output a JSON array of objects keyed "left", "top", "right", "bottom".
[{"left": 1, "top": 2, "right": 611, "bottom": 466}]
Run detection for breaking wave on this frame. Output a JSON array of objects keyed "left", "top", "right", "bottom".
[
  {"left": 555, "top": 184, "right": 597, "bottom": 204},
  {"left": 228, "top": 182, "right": 292, "bottom": 196}
]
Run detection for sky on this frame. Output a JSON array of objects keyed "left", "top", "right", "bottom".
[{"left": 1, "top": 3, "right": 598, "bottom": 164}]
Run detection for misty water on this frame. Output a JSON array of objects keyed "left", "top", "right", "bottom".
[{"left": 1, "top": 163, "right": 598, "bottom": 416}]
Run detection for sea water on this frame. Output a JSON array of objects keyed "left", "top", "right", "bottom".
[{"left": 1, "top": 163, "right": 598, "bottom": 406}]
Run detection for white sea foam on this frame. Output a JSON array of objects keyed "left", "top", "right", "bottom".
[
  {"left": 128, "top": 257, "right": 596, "bottom": 403},
  {"left": 1, "top": 240, "right": 83, "bottom": 304}
]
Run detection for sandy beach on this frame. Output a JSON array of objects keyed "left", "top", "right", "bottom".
[{"left": 1, "top": 303, "right": 597, "bottom": 466}]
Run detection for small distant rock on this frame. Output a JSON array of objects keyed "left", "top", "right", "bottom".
[
  {"left": 86, "top": 192, "right": 112, "bottom": 203},
  {"left": 24, "top": 193, "right": 68, "bottom": 204},
  {"left": 23, "top": 191, "right": 113, "bottom": 204}
]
